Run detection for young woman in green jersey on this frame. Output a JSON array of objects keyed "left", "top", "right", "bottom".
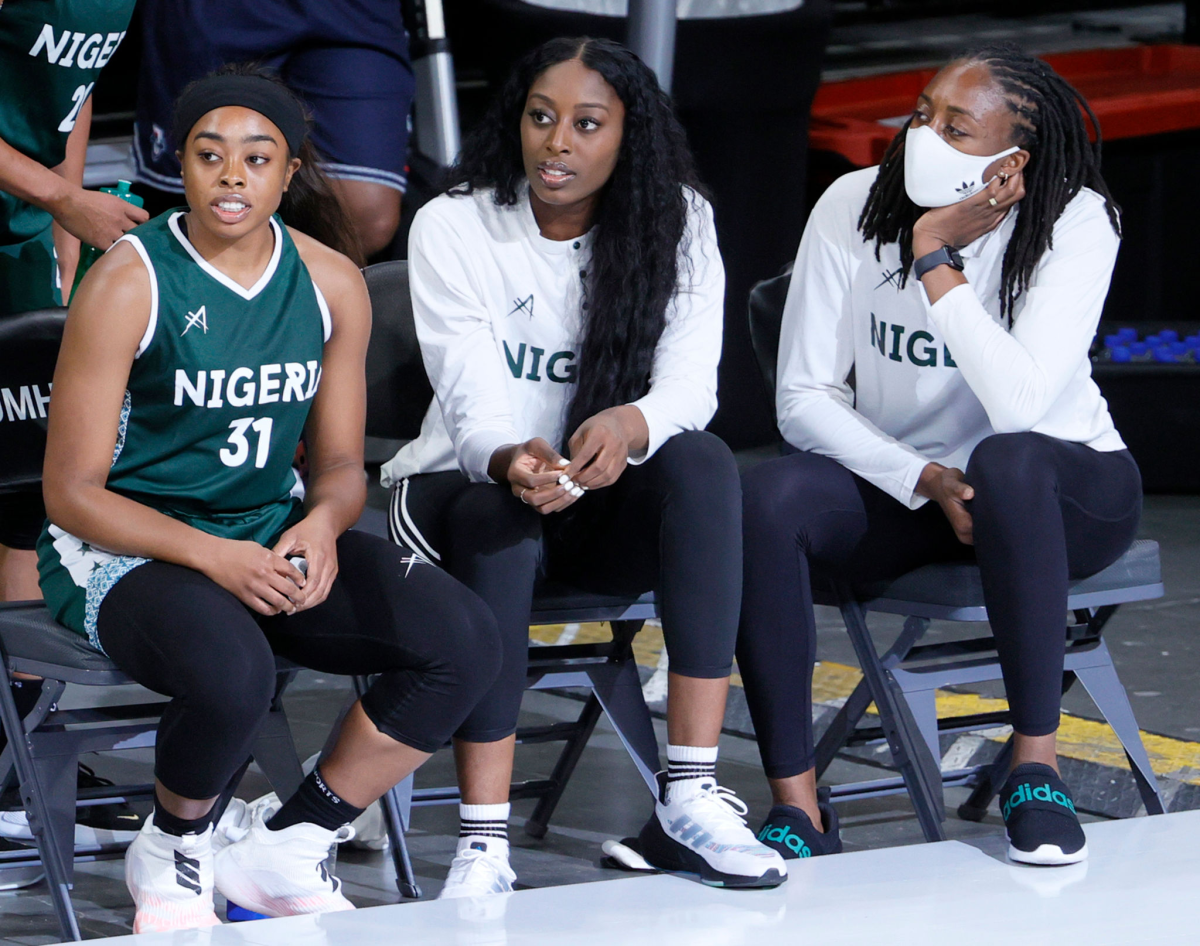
[{"left": 38, "top": 69, "right": 500, "bottom": 933}]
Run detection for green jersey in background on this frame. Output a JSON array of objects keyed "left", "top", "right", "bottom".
[{"left": 0, "top": 0, "right": 136, "bottom": 314}]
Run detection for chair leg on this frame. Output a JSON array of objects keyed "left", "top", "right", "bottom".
[
  {"left": 524, "top": 694, "right": 605, "bottom": 840},
  {"left": 380, "top": 775, "right": 421, "bottom": 899},
  {"left": 1072, "top": 639, "right": 1167, "bottom": 815},
  {"left": 0, "top": 676, "right": 81, "bottom": 941},
  {"left": 250, "top": 706, "right": 305, "bottom": 801},
  {"left": 814, "top": 677, "right": 873, "bottom": 779},
  {"left": 958, "top": 736, "right": 1014, "bottom": 822},
  {"left": 837, "top": 586, "right": 946, "bottom": 842},
  {"left": 899, "top": 684, "right": 941, "bottom": 764},
  {"left": 587, "top": 657, "right": 661, "bottom": 797}
]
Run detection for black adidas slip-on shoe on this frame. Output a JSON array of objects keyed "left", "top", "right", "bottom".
[
  {"left": 1000, "top": 763, "right": 1088, "bottom": 866},
  {"left": 755, "top": 798, "right": 843, "bottom": 860},
  {"left": 636, "top": 773, "right": 787, "bottom": 889}
]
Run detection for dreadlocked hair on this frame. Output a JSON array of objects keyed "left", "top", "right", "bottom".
[
  {"left": 857, "top": 42, "right": 1120, "bottom": 322},
  {"left": 447, "top": 37, "right": 706, "bottom": 442}
]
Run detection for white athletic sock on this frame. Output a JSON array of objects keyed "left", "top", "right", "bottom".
[
  {"left": 665, "top": 744, "right": 718, "bottom": 801},
  {"left": 459, "top": 802, "right": 510, "bottom": 842}
]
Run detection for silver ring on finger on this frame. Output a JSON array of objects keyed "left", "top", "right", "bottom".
[
  {"left": 519, "top": 487, "right": 531, "bottom": 505},
  {"left": 988, "top": 197, "right": 998, "bottom": 207}
]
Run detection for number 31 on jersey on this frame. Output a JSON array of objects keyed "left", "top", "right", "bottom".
[{"left": 220, "top": 417, "right": 274, "bottom": 468}]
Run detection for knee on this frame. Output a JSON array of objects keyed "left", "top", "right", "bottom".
[
  {"left": 189, "top": 650, "right": 275, "bottom": 729},
  {"left": 340, "top": 185, "right": 401, "bottom": 257},
  {"left": 355, "top": 206, "right": 401, "bottom": 257},
  {"left": 741, "top": 452, "right": 832, "bottom": 535},
  {"left": 654, "top": 430, "right": 739, "bottom": 498},
  {"left": 966, "top": 433, "right": 1055, "bottom": 506},
  {"left": 435, "top": 589, "right": 503, "bottom": 695}
]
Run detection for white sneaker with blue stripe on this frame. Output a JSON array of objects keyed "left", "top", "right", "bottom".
[{"left": 637, "top": 774, "right": 787, "bottom": 888}]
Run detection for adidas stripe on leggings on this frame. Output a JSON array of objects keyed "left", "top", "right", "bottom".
[
  {"left": 389, "top": 430, "right": 741, "bottom": 742},
  {"left": 737, "top": 431, "right": 1142, "bottom": 780},
  {"left": 96, "top": 529, "right": 501, "bottom": 800}
]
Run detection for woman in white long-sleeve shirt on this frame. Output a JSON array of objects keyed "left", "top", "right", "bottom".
[
  {"left": 382, "top": 38, "right": 787, "bottom": 895},
  {"left": 739, "top": 43, "right": 1138, "bottom": 868}
]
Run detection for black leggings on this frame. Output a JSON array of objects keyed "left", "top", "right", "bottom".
[
  {"left": 96, "top": 530, "right": 500, "bottom": 799},
  {"left": 738, "top": 432, "right": 1142, "bottom": 779},
  {"left": 390, "top": 430, "right": 742, "bottom": 742}
]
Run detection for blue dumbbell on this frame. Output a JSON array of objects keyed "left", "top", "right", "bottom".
[{"left": 1110, "top": 346, "right": 1133, "bottom": 363}]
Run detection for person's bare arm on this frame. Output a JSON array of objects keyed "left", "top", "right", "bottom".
[
  {"left": 0, "top": 98, "right": 147, "bottom": 254},
  {"left": 277, "top": 230, "right": 372, "bottom": 610},
  {"left": 43, "top": 246, "right": 305, "bottom": 615},
  {"left": 48, "top": 97, "right": 92, "bottom": 292}
]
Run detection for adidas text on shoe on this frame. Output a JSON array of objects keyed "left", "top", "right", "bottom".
[
  {"left": 214, "top": 801, "right": 355, "bottom": 917},
  {"left": 439, "top": 836, "right": 517, "bottom": 899},
  {"left": 756, "top": 801, "right": 843, "bottom": 860},
  {"left": 1001, "top": 764, "right": 1089, "bottom": 867},
  {"left": 638, "top": 774, "right": 786, "bottom": 888},
  {"left": 125, "top": 814, "right": 221, "bottom": 934}
]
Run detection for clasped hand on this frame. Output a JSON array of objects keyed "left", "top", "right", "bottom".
[
  {"left": 501, "top": 409, "right": 634, "bottom": 515},
  {"left": 201, "top": 515, "right": 339, "bottom": 616},
  {"left": 917, "top": 462, "right": 975, "bottom": 546}
]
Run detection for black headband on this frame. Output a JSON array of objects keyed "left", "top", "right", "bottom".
[{"left": 173, "top": 74, "right": 308, "bottom": 157}]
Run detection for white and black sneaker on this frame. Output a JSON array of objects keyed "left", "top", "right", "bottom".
[
  {"left": 638, "top": 773, "right": 787, "bottom": 888},
  {"left": 124, "top": 814, "right": 221, "bottom": 933},
  {"left": 214, "top": 799, "right": 355, "bottom": 917},
  {"left": 439, "top": 836, "right": 517, "bottom": 899}
]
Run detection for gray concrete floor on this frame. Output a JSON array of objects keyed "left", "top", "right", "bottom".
[{"left": 1, "top": 492, "right": 1194, "bottom": 943}]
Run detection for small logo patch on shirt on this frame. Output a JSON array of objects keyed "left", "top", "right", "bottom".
[
  {"left": 874, "top": 268, "right": 903, "bottom": 291},
  {"left": 182, "top": 305, "right": 208, "bottom": 336},
  {"left": 508, "top": 295, "right": 534, "bottom": 319}
]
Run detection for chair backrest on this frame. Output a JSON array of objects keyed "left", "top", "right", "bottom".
[
  {"left": 363, "top": 260, "right": 434, "bottom": 442},
  {"left": 0, "top": 307, "right": 67, "bottom": 492},
  {"left": 746, "top": 271, "right": 791, "bottom": 402}
]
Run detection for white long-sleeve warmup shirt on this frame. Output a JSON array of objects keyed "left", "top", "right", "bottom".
[
  {"left": 777, "top": 166, "right": 1126, "bottom": 510},
  {"left": 381, "top": 185, "right": 725, "bottom": 487}
]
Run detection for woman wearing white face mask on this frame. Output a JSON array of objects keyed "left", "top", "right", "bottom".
[{"left": 738, "top": 43, "right": 1135, "bottom": 867}]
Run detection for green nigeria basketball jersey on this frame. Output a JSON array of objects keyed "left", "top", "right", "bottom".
[
  {"left": 0, "top": 0, "right": 136, "bottom": 312},
  {"left": 38, "top": 210, "right": 330, "bottom": 645}
]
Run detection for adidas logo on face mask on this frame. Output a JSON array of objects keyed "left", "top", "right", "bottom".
[
  {"left": 756, "top": 823, "right": 812, "bottom": 857},
  {"left": 174, "top": 850, "right": 201, "bottom": 894},
  {"left": 1001, "top": 782, "right": 1077, "bottom": 821}
]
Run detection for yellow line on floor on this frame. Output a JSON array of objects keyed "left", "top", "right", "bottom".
[{"left": 530, "top": 621, "right": 1200, "bottom": 785}]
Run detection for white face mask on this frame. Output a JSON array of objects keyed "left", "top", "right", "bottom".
[{"left": 903, "top": 124, "right": 1019, "bottom": 209}]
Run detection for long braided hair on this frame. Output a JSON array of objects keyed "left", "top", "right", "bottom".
[
  {"left": 858, "top": 42, "right": 1120, "bottom": 321},
  {"left": 447, "top": 37, "right": 705, "bottom": 441}
]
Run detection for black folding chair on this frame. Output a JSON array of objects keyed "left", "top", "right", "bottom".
[
  {"left": 747, "top": 271, "right": 1168, "bottom": 841},
  {"left": 362, "top": 261, "right": 661, "bottom": 846}
]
